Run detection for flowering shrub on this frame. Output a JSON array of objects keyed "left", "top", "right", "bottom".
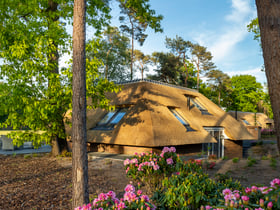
[
  {"left": 201, "top": 178, "right": 280, "bottom": 210},
  {"left": 75, "top": 184, "right": 155, "bottom": 210},
  {"left": 261, "top": 128, "right": 275, "bottom": 137},
  {"left": 124, "top": 147, "right": 181, "bottom": 187}
]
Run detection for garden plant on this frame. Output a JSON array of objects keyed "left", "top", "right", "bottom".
[{"left": 76, "top": 147, "right": 280, "bottom": 210}]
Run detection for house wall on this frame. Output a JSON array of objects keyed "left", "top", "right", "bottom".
[
  {"left": 224, "top": 139, "right": 243, "bottom": 158},
  {"left": 88, "top": 141, "right": 244, "bottom": 159}
]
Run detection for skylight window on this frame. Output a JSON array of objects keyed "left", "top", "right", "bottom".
[
  {"left": 169, "top": 108, "right": 196, "bottom": 132},
  {"left": 185, "top": 95, "right": 212, "bottom": 115},
  {"left": 242, "top": 119, "right": 250, "bottom": 125},
  {"left": 92, "top": 108, "right": 128, "bottom": 130}
]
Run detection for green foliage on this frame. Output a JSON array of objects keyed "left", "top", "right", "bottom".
[
  {"left": 270, "top": 157, "right": 277, "bottom": 170},
  {"left": 86, "top": 27, "right": 131, "bottom": 82},
  {"left": 149, "top": 52, "right": 182, "bottom": 84},
  {"left": 124, "top": 147, "right": 181, "bottom": 193},
  {"left": 0, "top": 0, "right": 119, "bottom": 150},
  {"left": 247, "top": 157, "right": 257, "bottom": 167},
  {"left": 247, "top": 18, "right": 261, "bottom": 44},
  {"left": 227, "top": 75, "right": 266, "bottom": 112},
  {"left": 232, "top": 157, "right": 240, "bottom": 163}
]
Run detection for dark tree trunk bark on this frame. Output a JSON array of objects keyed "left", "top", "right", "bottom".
[
  {"left": 256, "top": 0, "right": 280, "bottom": 152},
  {"left": 72, "top": 0, "right": 89, "bottom": 208},
  {"left": 47, "top": 0, "right": 69, "bottom": 156},
  {"left": 183, "top": 53, "right": 189, "bottom": 87}
]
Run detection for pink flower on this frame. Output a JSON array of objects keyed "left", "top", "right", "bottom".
[
  {"left": 267, "top": 201, "right": 273, "bottom": 209},
  {"left": 137, "top": 190, "right": 142, "bottom": 195},
  {"left": 222, "top": 188, "right": 232, "bottom": 196},
  {"left": 107, "top": 191, "right": 116, "bottom": 199},
  {"left": 130, "top": 158, "right": 138, "bottom": 164},
  {"left": 205, "top": 205, "right": 212, "bottom": 210},
  {"left": 195, "top": 159, "right": 202, "bottom": 166},
  {"left": 259, "top": 199, "right": 264, "bottom": 207},
  {"left": 117, "top": 201, "right": 126, "bottom": 209},
  {"left": 270, "top": 178, "right": 280, "bottom": 188},
  {"left": 241, "top": 196, "right": 249, "bottom": 205},
  {"left": 259, "top": 186, "right": 272, "bottom": 194},
  {"left": 123, "top": 192, "right": 137, "bottom": 202},
  {"left": 124, "top": 184, "right": 135, "bottom": 193},
  {"left": 166, "top": 157, "right": 173, "bottom": 165},
  {"left": 140, "top": 195, "right": 149, "bottom": 202},
  {"left": 124, "top": 159, "right": 130, "bottom": 166},
  {"left": 125, "top": 167, "right": 130, "bottom": 174},
  {"left": 98, "top": 193, "right": 108, "bottom": 201},
  {"left": 245, "top": 187, "right": 251, "bottom": 194},
  {"left": 153, "top": 164, "right": 160, "bottom": 170},
  {"left": 170, "top": 147, "right": 176, "bottom": 153},
  {"left": 234, "top": 193, "right": 240, "bottom": 200},
  {"left": 251, "top": 186, "right": 258, "bottom": 192},
  {"left": 162, "top": 147, "right": 170, "bottom": 153},
  {"left": 92, "top": 198, "right": 99, "bottom": 207}
]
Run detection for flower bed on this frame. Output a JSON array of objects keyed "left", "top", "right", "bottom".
[{"left": 76, "top": 147, "right": 280, "bottom": 210}]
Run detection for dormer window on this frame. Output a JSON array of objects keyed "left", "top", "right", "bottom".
[
  {"left": 185, "top": 95, "right": 211, "bottom": 115},
  {"left": 92, "top": 108, "right": 128, "bottom": 130},
  {"left": 242, "top": 119, "right": 250, "bottom": 125},
  {"left": 168, "top": 108, "right": 196, "bottom": 132}
]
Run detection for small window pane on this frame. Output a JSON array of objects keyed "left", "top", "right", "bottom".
[
  {"left": 169, "top": 108, "right": 195, "bottom": 132},
  {"left": 98, "top": 111, "right": 116, "bottom": 125},
  {"left": 242, "top": 119, "right": 250, "bottom": 125},
  {"left": 110, "top": 110, "right": 127, "bottom": 124}
]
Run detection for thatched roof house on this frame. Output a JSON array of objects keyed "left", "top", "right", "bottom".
[
  {"left": 227, "top": 111, "right": 274, "bottom": 129},
  {"left": 67, "top": 80, "right": 256, "bottom": 158}
]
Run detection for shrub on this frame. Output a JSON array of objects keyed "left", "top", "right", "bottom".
[
  {"left": 202, "top": 178, "right": 280, "bottom": 210},
  {"left": 247, "top": 157, "right": 257, "bottom": 167},
  {"left": 75, "top": 184, "right": 155, "bottom": 210},
  {"left": 270, "top": 157, "right": 277, "bottom": 170},
  {"left": 124, "top": 147, "right": 181, "bottom": 192},
  {"left": 232, "top": 157, "right": 239, "bottom": 163}
]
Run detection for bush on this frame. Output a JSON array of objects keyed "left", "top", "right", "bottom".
[
  {"left": 124, "top": 147, "right": 181, "bottom": 193},
  {"left": 202, "top": 178, "right": 280, "bottom": 210},
  {"left": 232, "top": 157, "right": 239, "bottom": 163},
  {"left": 75, "top": 184, "right": 155, "bottom": 210}
]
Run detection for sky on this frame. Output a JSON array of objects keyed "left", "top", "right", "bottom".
[{"left": 104, "top": 0, "right": 266, "bottom": 84}]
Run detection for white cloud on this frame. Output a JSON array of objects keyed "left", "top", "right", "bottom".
[
  {"left": 194, "top": 0, "right": 256, "bottom": 63},
  {"left": 226, "top": 66, "right": 267, "bottom": 84}
]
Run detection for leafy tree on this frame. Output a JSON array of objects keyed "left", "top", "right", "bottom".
[
  {"left": 227, "top": 75, "right": 265, "bottom": 112},
  {"left": 255, "top": 0, "right": 280, "bottom": 152},
  {"left": 118, "top": 0, "right": 163, "bottom": 80},
  {"left": 0, "top": 0, "right": 116, "bottom": 156},
  {"left": 149, "top": 52, "right": 181, "bottom": 84},
  {"left": 87, "top": 26, "right": 131, "bottom": 82},
  {"left": 205, "top": 70, "right": 231, "bottom": 106},
  {"left": 165, "top": 35, "right": 192, "bottom": 86},
  {"left": 134, "top": 49, "right": 151, "bottom": 79},
  {"left": 189, "top": 42, "right": 216, "bottom": 90}
]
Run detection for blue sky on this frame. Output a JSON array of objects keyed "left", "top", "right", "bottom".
[{"left": 106, "top": 0, "right": 265, "bottom": 84}]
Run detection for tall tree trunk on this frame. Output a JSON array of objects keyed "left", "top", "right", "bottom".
[
  {"left": 72, "top": 0, "right": 89, "bottom": 208},
  {"left": 51, "top": 118, "right": 69, "bottom": 156},
  {"left": 196, "top": 59, "right": 200, "bottom": 90},
  {"left": 47, "top": 0, "right": 69, "bottom": 156},
  {"left": 256, "top": 0, "right": 280, "bottom": 152},
  {"left": 130, "top": 17, "right": 134, "bottom": 80},
  {"left": 183, "top": 53, "right": 189, "bottom": 87}
]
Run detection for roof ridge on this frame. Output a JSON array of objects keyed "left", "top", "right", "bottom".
[{"left": 117, "top": 79, "right": 198, "bottom": 93}]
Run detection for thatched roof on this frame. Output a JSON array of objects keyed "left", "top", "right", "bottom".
[
  {"left": 66, "top": 80, "right": 255, "bottom": 147},
  {"left": 227, "top": 111, "right": 274, "bottom": 128}
]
